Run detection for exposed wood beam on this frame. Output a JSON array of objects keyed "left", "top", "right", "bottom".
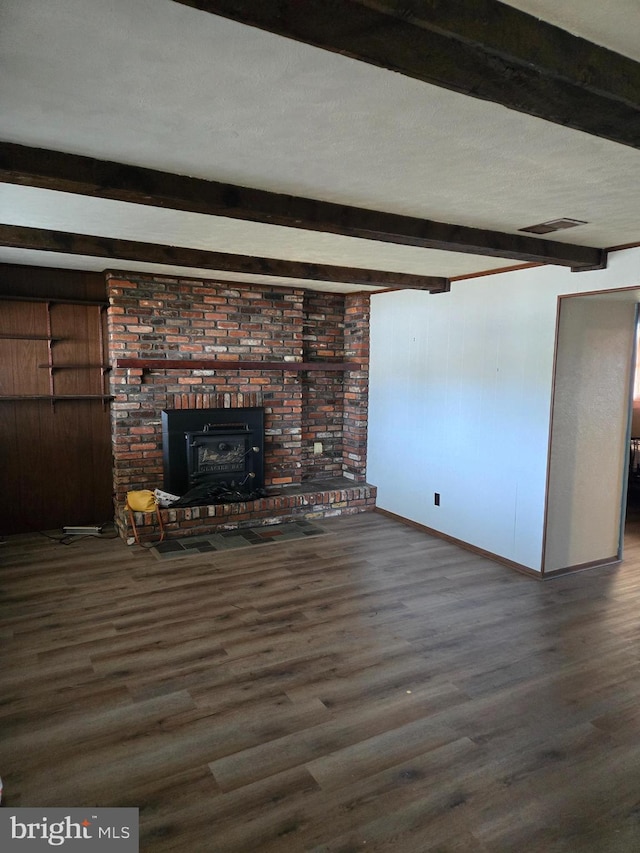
[
  {"left": 0, "top": 225, "right": 449, "bottom": 291},
  {"left": 0, "top": 143, "right": 606, "bottom": 270},
  {"left": 171, "top": 0, "right": 640, "bottom": 151}
]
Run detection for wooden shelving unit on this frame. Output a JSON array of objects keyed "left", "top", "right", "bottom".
[
  {"left": 0, "top": 295, "right": 107, "bottom": 307},
  {"left": 0, "top": 395, "right": 113, "bottom": 402},
  {"left": 0, "top": 296, "right": 111, "bottom": 409},
  {"left": 0, "top": 333, "right": 62, "bottom": 342}
]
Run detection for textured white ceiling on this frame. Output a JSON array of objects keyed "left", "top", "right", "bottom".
[
  {"left": 0, "top": 0, "right": 639, "bottom": 290},
  {"left": 0, "top": 184, "right": 519, "bottom": 281},
  {"left": 506, "top": 0, "right": 640, "bottom": 61}
]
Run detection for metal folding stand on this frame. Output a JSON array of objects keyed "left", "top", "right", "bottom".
[{"left": 125, "top": 495, "right": 165, "bottom": 546}]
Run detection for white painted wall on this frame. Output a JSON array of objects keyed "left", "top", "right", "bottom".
[
  {"left": 367, "top": 247, "right": 640, "bottom": 572},
  {"left": 544, "top": 298, "right": 636, "bottom": 572}
]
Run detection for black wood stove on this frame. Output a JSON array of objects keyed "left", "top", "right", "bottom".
[{"left": 161, "top": 407, "right": 264, "bottom": 505}]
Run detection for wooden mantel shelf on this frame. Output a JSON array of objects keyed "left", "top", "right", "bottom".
[{"left": 115, "top": 358, "right": 361, "bottom": 372}]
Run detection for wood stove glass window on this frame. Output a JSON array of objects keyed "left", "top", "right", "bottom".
[{"left": 188, "top": 429, "right": 249, "bottom": 482}]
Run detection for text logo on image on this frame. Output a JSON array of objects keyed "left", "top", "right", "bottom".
[{"left": 0, "top": 808, "right": 139, "bottom": 851}]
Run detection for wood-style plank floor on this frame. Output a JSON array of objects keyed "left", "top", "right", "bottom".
[{"left": 2, "top": 511, "right": 640, "bottom": 852}]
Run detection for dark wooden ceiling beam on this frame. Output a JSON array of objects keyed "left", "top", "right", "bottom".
[
  {"left": 0, "top": 224, "right": 449, "bottom": 291},
  {"left": 0, "top": 143, "right": 606, "bottom": 270},
  {"left": 171, "top": 0, "right": 640, "bottom": 151}
]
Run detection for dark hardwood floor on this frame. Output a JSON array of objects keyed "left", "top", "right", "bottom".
[{"left": 2, "top": 511, "right": 640, "bottom": 852}]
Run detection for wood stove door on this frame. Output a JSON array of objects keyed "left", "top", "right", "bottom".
[{"left": 187, "top": 431, "right": 250, "bottom": 485}]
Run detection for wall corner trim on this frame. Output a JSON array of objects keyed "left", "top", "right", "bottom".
[{"left": 542, "top": 556, "right": 621, "bottom": 579}]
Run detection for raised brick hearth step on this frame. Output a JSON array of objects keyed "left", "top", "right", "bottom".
[{"left": 119, "top": 477, "right": 376, "bottom": 544}]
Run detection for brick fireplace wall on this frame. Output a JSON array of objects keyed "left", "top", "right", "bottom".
[{"left": 107, "top": 273, "right": 374, "bottom": 539}]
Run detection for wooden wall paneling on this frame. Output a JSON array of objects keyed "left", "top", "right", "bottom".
[
  {"left": 0, "top": 399, "right": 113, "bottom": 533},
  {"left": 0, "top": 268, "right": 113, "bottom": 534},
  {"left": 47, "top": 303, "right": 113, "bottom": 526},
  {"left": 0, "top": 301, "right": 51, "bottom": 396},
  {"left": 0, "top": 264, "right": 106, "bottom": 301},
  {"left": 88, "top": 400, "right": 114, "bottom": 525},
  {"left": 0, "top": 402, "right": 45, "bottom": 535},
  {"left": 50, "top": 303, "right": 100, "bottom": 396},
  {"left": 50, "top": 402, "right": 98, "bottom": 526},
  {"left": 0, "top": 401, "right": 19, "bottom": 535},
  {"left": 0, "top": 340, "right": 46, "bottom": 396}
]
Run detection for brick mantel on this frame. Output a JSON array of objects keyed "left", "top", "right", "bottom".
[{"left": 115, "top": 358, "right": 360, "bottom": 371}]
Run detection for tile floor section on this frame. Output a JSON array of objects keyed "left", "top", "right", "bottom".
[{"left": 150, "top": 519, "right": 328, "bottom": 560}]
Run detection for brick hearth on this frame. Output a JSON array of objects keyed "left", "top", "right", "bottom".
[
  {"left": 126, "top": 478, "right": 376, "bottom": 542},
  {"left": 107, "top": 274, "right": 376, "bottom": 542}
]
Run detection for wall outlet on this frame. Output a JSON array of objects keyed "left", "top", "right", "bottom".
[
  {"left": 434, "top": 493, "right": 440, "bottom": 506},
  {"left": 313, "top": 441, "right": 323, "bottom": 455}
]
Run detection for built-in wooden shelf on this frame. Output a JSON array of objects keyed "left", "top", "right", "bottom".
[
  {"left": 0, "top": 333, "right": 62, "bottom": 342},
  {"left": 1, "top": 298, "right": 111, "bottom": 409},
  {"left": 0, "top": 395, "right": 113, "bottom": 402},
  {"left": 0, "top": 294, "right": 108, "bottom": 307},
  {"left": 115, "top": 358, "right": 360, "bottom": 372}
]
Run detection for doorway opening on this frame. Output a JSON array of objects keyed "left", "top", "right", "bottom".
[
  {"left": 543, "top": 293, "right": 637, "bottom": 574},
  {"left": 625, "top": 312, "right": 640, "bottom": 525}
]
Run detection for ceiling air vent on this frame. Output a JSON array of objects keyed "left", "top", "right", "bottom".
[{"left": 519, "top": 218, "right": 588, "bottom": 235}]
